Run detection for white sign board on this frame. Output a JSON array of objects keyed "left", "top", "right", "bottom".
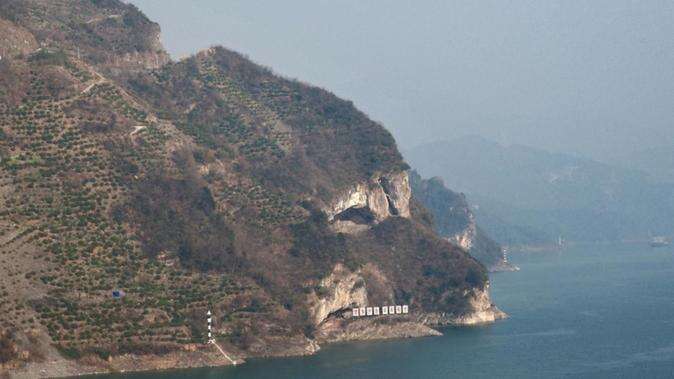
[
  {"left": 396, "top": 305, "right": 402, "bottom": 314},
  {"left": 382, "top": 306, "right": 388, "bottom": 315},
  {"left": 389, "top": 306, "right": 395, "bottom": 314},
  {"left": 352, "top": 308, "right": 360, "bottom": 317},
  {"left": 366, "top": 307, "right": 373, "bottom": 316},
  {"left": 359, "top": 307, "right": 366, "bottom": 316},
  {"left": 402, "top": 305, "right": 409, "bottom": 314},
  {"left": 373, "top": 307, "right": 380, "bottom": 315}
]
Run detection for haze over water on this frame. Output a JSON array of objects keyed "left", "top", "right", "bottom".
[{"left": 92, "top": 243, "right": 674, "bottom": 378}]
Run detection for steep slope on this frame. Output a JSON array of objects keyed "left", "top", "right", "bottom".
[
  {"left": 407, "top": 136, "right": 674, "bottom": 245},
  {"left": 409, "top": 171, "right": 516, "bottom": 271},
  {"left": 0, "top": 0, "right": 169, "bottom": 74},
  {"left": 0, "top": 1, "right": 502, "bottom": 376}
]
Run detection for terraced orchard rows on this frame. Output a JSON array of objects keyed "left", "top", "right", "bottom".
[
  {"left": 0, "top": 0, "right": 492, "bottom": 368},
  {"left": 0, "top": 51, "right": 292, "bottom": 358}
]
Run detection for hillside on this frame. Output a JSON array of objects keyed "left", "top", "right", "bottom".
[
  {"left": 407, "top": 136, "right": 674, "bottom": 245},
  {"left": 0, "top": 1, "right": 502, "bottom": 376},
  {"left": 409, "top": 172, "right": 516, "bottom": 271}
]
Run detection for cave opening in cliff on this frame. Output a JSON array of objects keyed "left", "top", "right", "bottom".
[
  {"left": 320, "top": 307, "right": 351, "bottom": 325},
  {"left": 334, "top": 206, "right": 376, "bottom": 224}
]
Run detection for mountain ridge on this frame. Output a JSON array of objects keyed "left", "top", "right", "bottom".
[
  {"left": 0, "top": 1, "right": 503, "bottom": 376},
  {"left": 406, "top": 136, "right": 674, "bottom": 245}
]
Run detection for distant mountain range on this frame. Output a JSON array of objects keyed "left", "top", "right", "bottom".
[{"left": 406, "top": 136, "right": 674, "bottom": 245}]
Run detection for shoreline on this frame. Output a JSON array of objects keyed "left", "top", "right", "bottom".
[{"left": 6, "top": 310, "right": 506, "bottom": 378}]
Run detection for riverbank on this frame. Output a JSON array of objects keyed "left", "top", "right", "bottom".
[
  {"left": 68, "top": 242, "right": 674, "bottom": 379},
  {"left": 9, "top": 344, "right": 237, "bottom": 379},
  {"left": 5, "top": 306, "right": 507, "bottom": 378}
]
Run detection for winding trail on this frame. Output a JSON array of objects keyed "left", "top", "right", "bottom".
[
  {"left": 81, "top": 72, "right": 106, "bottom": 94},
  {"left": 211, "top": 340, "right": 239, "bottom": 365}
]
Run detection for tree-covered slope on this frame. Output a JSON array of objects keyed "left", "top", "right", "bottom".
[{"left": 0, "top": 1, "right": 500, "bottom": 373}]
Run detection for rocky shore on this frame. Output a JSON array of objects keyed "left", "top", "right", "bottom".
[
  {"left": 4, "top": 304, "right": 506, "bottom": 379},
  {"left": 8, "top": 344, "right": 237, "bottom": 379}
]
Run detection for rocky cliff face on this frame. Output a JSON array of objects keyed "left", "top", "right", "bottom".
[
  {"left": 418, "top": 285, "right": 507, "bottom": 325},
  {"left": 310, "top": 263, "right": 505, "bottom": 343},
  {"left": 0, "top": 0, "right": 170, "bottom": 74},
  {"left": 0, "top": 2, "right": 503, "bottom": 376},
  {"left": 448, "top": 212, "right": 477, "bottom": 250},
  {"left": 325, "top": 171, "right": 411, "bottom": 233},
  {"left": 308, "top": 264, "right": 370, "bottom": 326},
  {"left": 308, "top": 263, "right": 394, "bottom": 326},
  {"left": 409, "top": 171, "right": 517, "bottom": 271}
]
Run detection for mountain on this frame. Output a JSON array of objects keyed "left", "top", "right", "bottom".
[
  {"left": 406, "top": 136, "right": 674, "bottom": 245},
  {"left": 409, "top": 171, "right": 516, "bottom": 271},
  {"left": 0, "top": 1, "right": 503, "bottom": 376}
]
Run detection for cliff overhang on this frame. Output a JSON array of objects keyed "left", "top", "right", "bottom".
[{"left": 324, "top": 171, "right": 411, "bottom": 234}]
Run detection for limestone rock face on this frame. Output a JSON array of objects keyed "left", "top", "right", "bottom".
[
  {"left": 328, "top": 182, "right": 379, "bottom": 220},
  {"left": 309, "top": 263, "right": 506, "bottom": 344},
  {"left": 308, "top": 264, "right": 369, "bottom": 326},
  {"left": 379, "top": 171, "right": 411, "bottom": 218},
  {"left": 315, "top": 318, "right": 442, "bottom": 343},
  {"left": 418, "top": 285, "right": 507, "bottom": 326},
  {"left": 308, "top": 263, "right": 394, "bottom": 326},
  {"left": 325, "top": 171, "right": 411, "bottom": 233},
  {"left": 107, "top": 49, "right": 170, "bottom": 73},
  {"left": 454, "top": 286, "right": 508, "bottom": 325},
  {"left": 100, "top": 26, "right": 170, "bottom": 75},
  {"left": 447, "top": 213, "right": 476, "bottom": 251}
]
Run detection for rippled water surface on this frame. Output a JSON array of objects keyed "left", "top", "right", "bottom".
[{"left": 91, "top": 243, "right": 674, "bottom": 378}]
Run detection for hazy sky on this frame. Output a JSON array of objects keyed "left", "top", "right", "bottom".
[{"left": 130, "top": 0, "right": 673, "bottom": 161}]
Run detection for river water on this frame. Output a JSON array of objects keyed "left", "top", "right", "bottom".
[{"left": 91, "top": 243, "right": 674, "bottom": 378}]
